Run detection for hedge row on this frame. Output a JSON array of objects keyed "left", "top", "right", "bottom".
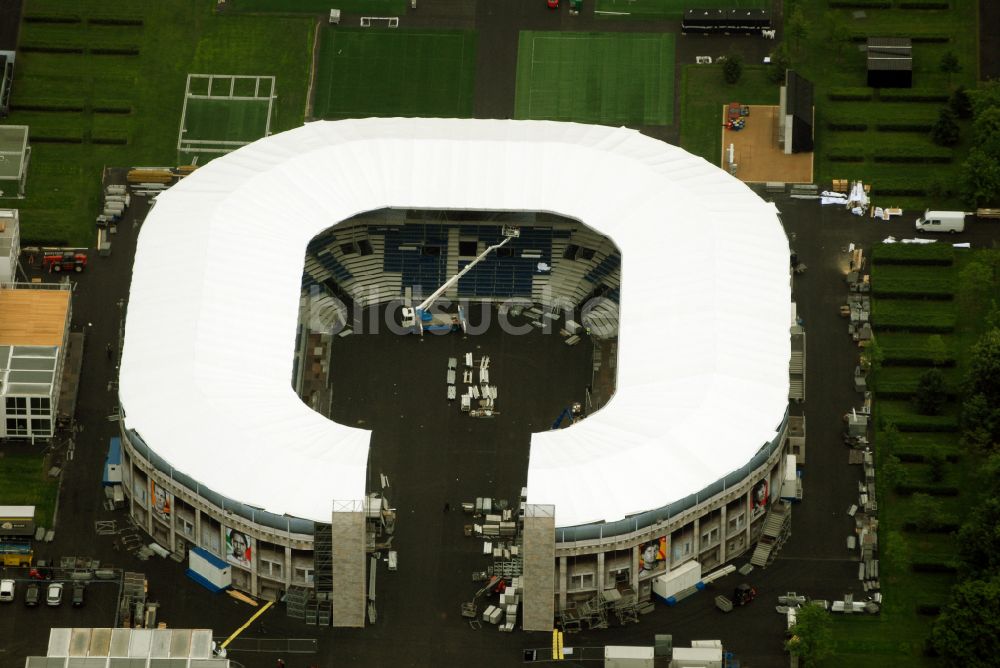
[
  {"left": 829, "top": 0, "right": 890, "bottom": 5},
  {"left": 20, "top": 45, "right": 85, "bottom": 54},
  {"left": 869, "top": 181, "right": 928, "bottom": 197},
  {"left": 877, "top": 122, "right": 934, "bottom": 132},
  {"left": 912, "top": 561, "right": 959, "bottom": 573},
  {"left": 23, "top": 14, "right": 81, "bottom": 23},
  {"left": 879, "top": 89, "right": 951, "bottom": 103},
  {"left": 873, "top": 147, "right": 953, "bottom": 164},
  {"left": 890, "top": 416, "right": 959, "bottom": 432},
  {"left": 87, "top": 17, "right": 143, "bottom": 26},
  {"left": 871, "top": 301, "right": 956, "bottom": 331},
  {"left": 871, "top": 277, "right": 955, "bottom": 298},
  {"left": 897, "top": 483, "right": 960, "bottom": 495},
  {"left": 872, "top": 243, "right": 955, "bottom": 265},
  {"left": 882, "top": 354, "right": 956, "bottom": 366},
  {"left": 828, "top": 87, "right": 873, "bottom": 102},
  {"left": 896, "top": 452, "right": 960, "bottom": 463},
  {"left": 901, "top": 521, "right": 960, "bottom": 533},
  {"left": 849, "top": 33, "right": 950, "bottom": 43},
  {"left": 91, "top": 47, "right": 140, "bottom": 56},
  {"left": 898, "top": 0, "right": 949, "bottom": 8}
]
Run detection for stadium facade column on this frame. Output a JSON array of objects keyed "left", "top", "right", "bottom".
[
  {"left": 596, "top": 552, "right": 605, "bottom": 592},
  {"left": 692, "top": 517, "right": 701, "bottom": 557},
  {"left": 719, "top": 505, "right": 728, "bottom": 563},
  {"left": 630, "top": 546, "right": 639, "bottom": 592},
  {"left": 558, "top": 557, "right": 568, "bottom": 612},
  {"left": 194, "top": 509, "right": 202, "bottom": 554},
  {"left": 744, "top": 489, "right": 752, "bottom": 546},
  {"left": 331, "top": 500, "right": 366, "bottom": 627}
]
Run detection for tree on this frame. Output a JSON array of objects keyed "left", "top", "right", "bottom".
[
  {"left": 931, "top": 575, "right": 1000, "bottom": 667},
  {"left": 882, "top": 530, "right": 911, "bottom": 580},
  {"left": 972, "top": 107, "right": 1000, "bottom": 156},
  {"left": 882, "top": 453, "right": 904, "bottom": 490},
  {"left": 967, "top": 328, "right": 1000, "bottom": 400},
  {"left": 785, "top": 603, "right": 834, "bottom": 666},
  {"left": 824, "top": 11, "right": 851, "bottom": 62},
  {"left": 930, "top": 107, "right": 960, "bottom": 146},
  {"left": 962, "top": 392, "right": 1000, "bottom": 453},
  {"left": 951, "top": 86, "right": 974, "bottom": 119},
  {"left": 786, "top": 6, "right": 810, "bottom": 56},
  {"left": 961, "top": 148, "right": 1000, "bottom": 207},
  {"left": 722, "top": 54, "right": 743, "bottom": 84},
  {"left": 925, "top": 446, "right": 947, "bottom": 483},
  {"left": 915, "top": 368, "right": 947, "bottom": 415},
  {"left": 767, "top": 44, "right": 791, "bottom": 85},
  {"left": 926, "top": 334, "right": 949, "bottom": 367},
  {"left": 958, "top": 261, "right": 996, "bottom": 324},
  {"left": 939, "top": 51, "right": 962, "bottom": 87},
  {"left": 956, "top": 497, "right": 1000, "bottom": 577},
  {"left": 910, "top": 492, "right": 947, "bottom": 532}
]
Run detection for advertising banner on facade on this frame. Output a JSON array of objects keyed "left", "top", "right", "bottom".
[
  {"left": 751, "top": 479, "right": 769, "bottom": 520},
  {"left": 225, "top": 527, "right": 254, "bottom": 569},
  {"left": 639, "top": 535, "right": 667, "bottom": 572},
  {"left": 150, "top": 480, "right": 172, "bottom": 521}
]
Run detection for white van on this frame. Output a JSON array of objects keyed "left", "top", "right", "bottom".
[{"left": 915, "top": 210, "right": 965, "bottom": 233}]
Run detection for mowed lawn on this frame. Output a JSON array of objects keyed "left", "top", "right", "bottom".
[
  {"left": 0, "top": 453, "right": 59, "bottom": 528},
  {"left": 595, "top": 0, "right": 767, "bottom": 19},
  {"left": 514, "top": 32, "right": 675, "bottom": 126},
  {"left": 0, "top": 0, "right": 314, "bottom": 246},
  {"left": 313, "top": 28, "right": 476, "bottom": 119},
  {"left": 182, "top": 98, "right": 271, "bottom": 143}
]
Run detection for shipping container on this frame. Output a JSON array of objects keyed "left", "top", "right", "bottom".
[{"left": 652, "top": 560, "right": 702, "bottom": 604}]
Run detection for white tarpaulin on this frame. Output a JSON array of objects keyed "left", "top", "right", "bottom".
[{"left": 120, "top": 118, "right": 790, "bottom": 526}]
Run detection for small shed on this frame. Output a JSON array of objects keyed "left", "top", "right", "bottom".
[
  {"left": 867, "top": 37, "right": 912, "bottom": 88},
  {"left": 779, "top": 70, "right": 814, "bottom": 154}
]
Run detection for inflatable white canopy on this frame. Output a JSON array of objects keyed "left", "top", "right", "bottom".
[{"left": 120, "top": 118, "right": 790, "bottom": 526}]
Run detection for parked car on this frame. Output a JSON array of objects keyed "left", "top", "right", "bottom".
[
  {"left": 72, "top": 584, "right": 85, "bottom": 607},
  {"left": 0, "top": 579, "right": 14, "bottom": 602},
  {"left": 24, "top": 583, "right": 40, "bottom": 607},
  {"left": 46, "top": 582, "right": 63, "bottom": 607}
]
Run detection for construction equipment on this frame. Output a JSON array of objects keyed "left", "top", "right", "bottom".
[
  {"left": 42, "top": 251, "right": 87, "bottom": 273},
  {"left": 551, "top": 402, "right": 582, "bottom": 429},
  {"left": 401, "top": 225, "right": 519, "bottom": 335},
  {"left": 461, "top": 575, "right": 504, "bottom": 618},
  {"left": 733, "top": 583, "right": 758, "bottom": 606}
]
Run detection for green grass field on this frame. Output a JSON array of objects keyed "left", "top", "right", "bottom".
[
  {"left": 229, "top": 0, "right": 408, "bottom": 13},
  {"left": 0, "top": 453, "right": 59, "bottom": 528},
  {"left": 313, "top": 28, "right": 476, "bottom": 119},
  {"left": 0, "top": 0, "right": 314, "bottom": 246},
  {"left": 680, "top": 65, "right": 778, "bottom": 164},
  {"left": 789, "top": 0, "right": 979, "bottom": 208},
  {"left": 595, "top": 0, "right": 767, "bottom": 19},
  {"left": 514, "top": 32, "right": 675, "bottom": 126}
]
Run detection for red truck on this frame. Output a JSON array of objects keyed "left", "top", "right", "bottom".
[{"left": 42, "top": 251, "right": 87, "bottom": 273}]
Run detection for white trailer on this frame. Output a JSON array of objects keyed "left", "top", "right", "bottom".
[
  {"left": 651, "top": 560, "right": 702, "bottom": 604},
  {"left": 186, "top": 547, "right": 231, "bottom": 592},
  {"left": 604, "top": 646, "right": 654, "bottom": 668}
]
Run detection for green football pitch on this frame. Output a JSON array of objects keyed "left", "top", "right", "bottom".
[
  {"left": 178, "top": 75, "right": 274, "bottom": 159},
  {"left": 514, "top": 32, "right": 675, "bottom": 126},
  {"left": 595, "top": 0, "right": 768, "bottom": 19},
  {"left": 312, "top": 28, "right": 476, "bottom": 119}
]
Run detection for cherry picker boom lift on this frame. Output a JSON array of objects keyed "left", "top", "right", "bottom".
[{"left": 401, "top": 225, "right": 520, "bottom": 335}]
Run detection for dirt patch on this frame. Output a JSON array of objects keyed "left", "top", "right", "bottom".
[{"left": 721, "top": 104, "right": 813, "bottom": 184}]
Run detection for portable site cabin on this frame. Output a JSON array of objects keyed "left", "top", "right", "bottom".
[
  {"left": 187, "top": 547, "right": 232, "bottom": 592},
  {"left": 103, "top": 437, "right": 122, "bottom": 485}
]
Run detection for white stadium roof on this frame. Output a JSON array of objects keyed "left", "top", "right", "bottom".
[{"left": 120, "top": 118, "right": 789, "bottom": 527}]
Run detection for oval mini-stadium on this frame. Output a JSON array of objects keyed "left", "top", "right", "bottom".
[{"left": 117, "top": 118, "right": 801, "bottom": 628}]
